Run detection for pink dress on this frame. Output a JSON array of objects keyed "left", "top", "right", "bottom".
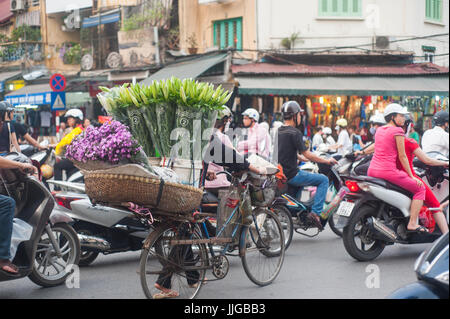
[
  {"left": 368, "top": 126, "right": 425, "bottom": 200},
  {"left": 205, "top": 131, "right": 234, "bottom": 189}
]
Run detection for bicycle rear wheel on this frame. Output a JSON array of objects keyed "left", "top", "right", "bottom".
[
  {"left": 240, "top": 209, "right": 285, "bottom": 286},
  {"left": 139, "top": 223, "right": 208, "bottom": 299}
]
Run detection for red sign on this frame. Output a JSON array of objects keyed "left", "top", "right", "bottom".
[
  {"left": 98, "top": 116, "right": 113, "bottom": 124},
  {"left": 50, "top": 73, "right": 67, "bottom": 92}
]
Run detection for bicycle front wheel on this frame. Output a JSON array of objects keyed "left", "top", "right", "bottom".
[
  {"left": 139, "top": 223, "right": 208, "bottom": 299},
  {"left": 240, "top": 209, "right": 285, "bottom": 286}
]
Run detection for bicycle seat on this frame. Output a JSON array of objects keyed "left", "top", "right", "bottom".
[
  {"left": 202, "top": 191, "right": 219, "bottom": 205},
  {"left": 354, "top": 176, "right": 413, "bottom": 198}
]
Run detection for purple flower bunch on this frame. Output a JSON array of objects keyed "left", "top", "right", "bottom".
[{"left": 66, "top": 121, "right": 143, "bottom": 164}]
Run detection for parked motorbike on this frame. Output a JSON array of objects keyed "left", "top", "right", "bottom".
[
  {"left": 336, "top": 154, "right": 449, "bottom": 261},
  {"left": 53, "top": 194, "right": 154, "bottom": 266},
  {"left": 388, "top": 232, "right": 448, "bottom": 299},
  {"left": 0, "top": 153, "right": 80, "bottom": 287}
]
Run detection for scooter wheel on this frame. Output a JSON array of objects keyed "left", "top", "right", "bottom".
[{"left": 28, "top": 223, "right": 81, "bottom": 288}]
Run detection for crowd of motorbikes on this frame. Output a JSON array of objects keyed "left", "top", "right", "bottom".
[{"left": 1, "top": 140, "right": 448, "bottom": 299}]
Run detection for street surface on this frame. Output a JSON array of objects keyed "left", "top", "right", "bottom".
[{"left": 0, "top": 226, "right": 429, "bottom": 299}]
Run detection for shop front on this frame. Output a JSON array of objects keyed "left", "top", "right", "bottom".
[{"left": 232, "top": 63, "right": 449, "bottom": 137}]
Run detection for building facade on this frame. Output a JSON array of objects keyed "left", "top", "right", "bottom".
[
  {"left": 179, "top": 0, "right": 257, "bottom": 58},
  {"left": 256, "top": 0, "right": 449, "bottom": 66}
]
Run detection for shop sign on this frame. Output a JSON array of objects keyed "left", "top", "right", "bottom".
[{"left": 6, "top": 92, "right": 52, "bottom": 106}]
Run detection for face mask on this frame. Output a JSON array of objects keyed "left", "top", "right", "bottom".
[
  {"left": 370, "top": 127, "right": 376, "bottom": 135},
  {"left": 225, "top": 121, "right": 231, "bottom": 131}
]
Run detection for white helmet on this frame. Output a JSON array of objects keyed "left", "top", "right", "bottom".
[
  {"left": 242, "top": 108, "right": 260, "bottom": 122},
  {"left": 65, "top": 109, "right": 84, "bottom": 121},
  {"left": 369, "top": 113, "right": 387, "bottom": 125},
  {"left": 323, "top": 127, "right": 332, "bottom": 135},
  {"left": 383, "top": 103, "right": 409, "bottom": 118},
  {"left": 217, "top": 106, "right": 232, "bottom": 120}
]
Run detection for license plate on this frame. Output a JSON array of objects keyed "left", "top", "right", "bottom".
[{"left": 336, "top": 201, "right": 355, "bottom": 217}]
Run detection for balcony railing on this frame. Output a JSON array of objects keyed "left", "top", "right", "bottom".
[{"left": 0, "top": 41, "right": 44, "bottom": 63}]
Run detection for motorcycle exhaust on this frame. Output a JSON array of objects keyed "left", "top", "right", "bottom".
[
  {"left": 78, "top": 234, "right": 111, "bottom": 251},
  {"left": 367, "top": 217, "right": 398, "bottom": 242}
]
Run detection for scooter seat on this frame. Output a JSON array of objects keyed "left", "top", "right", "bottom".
[{"left": 356, "top": 176, "right": 413, "bottom": 198}]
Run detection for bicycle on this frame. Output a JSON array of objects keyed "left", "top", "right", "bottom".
[{"left": 138, "top": 170, "right": 285, "bottom": 299}]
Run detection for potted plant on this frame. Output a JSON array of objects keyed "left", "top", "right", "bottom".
[{"left": 187, "top": 34, "right": 198, "bottom": 55}]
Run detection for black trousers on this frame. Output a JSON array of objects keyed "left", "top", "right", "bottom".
[{"left": 54, "top": 159, "right": 77, "bottom": 190}]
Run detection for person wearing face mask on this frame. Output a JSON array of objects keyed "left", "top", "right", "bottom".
[
  {"left": 354, "top": 113, "right": 387, "bottom": 156},
  {"left": 322, "top": 127, "right": 336, "bottom": 153},
  {"left": 421, "top": 111, "right": 449, "bottom": 158},
  {"left": 396, "top": 115, "right": 449, "bottom": 234},
  {"left": 368, "top": 104, "right": 427, "bottom": 234},
  {"left": 237, "top": 108, "right": 270, "bottom": 159}
]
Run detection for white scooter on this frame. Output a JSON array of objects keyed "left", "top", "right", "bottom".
[{"left": 337, "top": 153, "right": 448, "bottom": 261}]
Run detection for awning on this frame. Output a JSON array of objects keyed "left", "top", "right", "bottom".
[
  {"left": 82, "top": 9, "right": 120, "bottom": 28},
  {"left": 141, "top": 53, "right": 229, "bottom": 85},
  {"left": 0, "top": 0, "right": 13, "bottom": 23},
  {"left": 235, "top": 75, "right": 449, "bottom": 96},
  {"left": 5, "top": 83, "right": 52, "bottom": 106},
  {"left": 0, "top": 71, "right": 22, "bottom": 92}
]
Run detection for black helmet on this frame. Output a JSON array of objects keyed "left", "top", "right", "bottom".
[
  {"left": 433, "top": 111, "right": 449, "bottom": 127},
  {"left": 282, "top": 101, "right": 303, "bottom": 120},
  {"left": 0, "top": 101, "right": 14, "bottom": 112}
]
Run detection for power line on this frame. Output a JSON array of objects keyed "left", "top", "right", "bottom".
[{"left": 236, "top": 32, "right": 449, "bottom": 54}]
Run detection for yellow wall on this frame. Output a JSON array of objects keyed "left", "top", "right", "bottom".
[
  {"left": 179, "top": 0, "right": 257, "bottom": 58},
  {"left": 40, "top": 1, "right": 81, "bottom": 74}
]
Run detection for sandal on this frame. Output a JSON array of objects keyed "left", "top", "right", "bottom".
[
  {"left": 153, "top": 283, "right": 179, "bottom": 299},
  {"left": 0, "top": 260, "right": 20, "bottom": 277},
  {"left": 308, "top": 213, "right": 324, "bottom": 231},
  {"left": 406, "top": 226, "right": 429, "bottom": 234}
]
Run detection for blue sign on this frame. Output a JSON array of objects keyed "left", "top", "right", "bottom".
[
  {"left": 51, "top": 91, "right": 66, "bottom": 110},
  {"left": 6, "top": 92, "right": 52, "bottom": 106},
  {"left": 0, "top": 81, "right": 4, "bottom": 93}
]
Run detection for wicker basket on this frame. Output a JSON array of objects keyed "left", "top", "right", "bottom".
[{"left": 84, "top": 171, "right": 203, "bottom": 214}]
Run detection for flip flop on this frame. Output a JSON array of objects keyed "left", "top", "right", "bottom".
[
  {"left": 406, "top": 226, "right": 429, "bottom": 234},
  {"left": 0, "top": 262, "right": 20, "bottom": 277},
  {"left": 152, "top": 290, "right": 179, "bottom": 299}
]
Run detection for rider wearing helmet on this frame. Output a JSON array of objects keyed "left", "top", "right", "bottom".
[
  {"left": 53, "top": 109, "right": 85, "bottom": 187},
  {"left": 204, "top": 106, "right": 235, "bottom": 194},
  {"left": 4, "top": 103, "right": 47, "bottom": 152},
  {"left": 422, "top": 110, "right": 449, "bottom": 158},
  {"left": 368, "top": 103, "right": 428, "bottom": 234},
  {"left": 355, "top": 113, "right": 388, "bottom": 156},
  {"left": 328, "top": 118, "right": 352, "bottom": 157},
  {"left": 0, "top": 101, "right": 21, "bottom": 156},
  {"left": 274, "top": 101, "right": 338, "bottom": 230},
  {"left": 237, "top": 108, "right": 270, "bottom": 159},
  {"left": 397, "top": 115, "right": 449, "bottom": 234}
]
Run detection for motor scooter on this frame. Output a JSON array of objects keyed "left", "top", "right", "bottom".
[
  {"left": 388, "top": 232, "right": 448, "bottom": 299},
  {"left": 336, "top": 153, "right": 449, "bottom": 261},
  {"left": 0, "top": 153, "right": 80, "bottom": 287}
]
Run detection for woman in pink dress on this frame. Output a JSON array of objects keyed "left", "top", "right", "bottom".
[{"left": 368, "top": 104, "right": 427, "bottom": 234}]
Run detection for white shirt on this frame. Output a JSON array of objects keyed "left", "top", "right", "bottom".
[
  {"left": 422, "top": 126, "right": 449, "bottom": 158},
  {"left": 312, "top": 133, "right": 324, "bottom": 149},
  {"left": 337, "top": 130, "right": 352, "bottom": 156},
  {"left": 325, "top": 136, "right": 336, "bottom": 153}
]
